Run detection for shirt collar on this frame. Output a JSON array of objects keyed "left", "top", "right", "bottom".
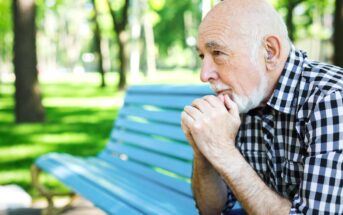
[{"left": 266, "top": 45, "right": 307, "bottom": 114}]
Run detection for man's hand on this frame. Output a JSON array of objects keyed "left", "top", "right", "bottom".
[
  {"left": 180, "top": 116, "right": 202, "bottom": 156},
  {"left": 181, "top": 95, "right": 241, "bottom": 164}
]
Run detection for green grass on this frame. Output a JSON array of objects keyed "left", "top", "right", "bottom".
[{"left": 0, "top": 70, "right": 200, "bottom": 198}]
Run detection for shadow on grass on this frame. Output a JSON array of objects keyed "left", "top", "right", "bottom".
[{"left": 41, "top": 83, "right": 123, "bottom": 98}]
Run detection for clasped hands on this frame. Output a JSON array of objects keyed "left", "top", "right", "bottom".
[{"left": 181, "top": 94, "right": 241, "bottom": 164}]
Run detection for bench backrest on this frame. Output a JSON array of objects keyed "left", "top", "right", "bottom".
[{"left": 98, "top": 85, "right": 213, "bottom": 198}]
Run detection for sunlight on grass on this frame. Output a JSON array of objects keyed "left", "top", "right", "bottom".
[
  {"left": 0, "top": 170, "right": 32, "bottom": 185},
  {"left": 0, "top": 84, "right": 14, "bottom": 95},
  {"left": 0, "top": 145, "right": 48, "bottom": 163},
  {"left": 137, "top": 69, "right": 201, "bottom": 85},
  {"left": 43, "top": 97, "right": 123, "bottom": 108},
  {"left": 30, "top": 133, "right": 91, "bottom": 145},
  {"left": 0, "top": 111, "right": 13, "bottom": 122},
  {"left": 60, "top": 114, "right": 115, "bottom": 124},
  {"left": 9, "top": 124, "right": 44, "bottom": 135}
]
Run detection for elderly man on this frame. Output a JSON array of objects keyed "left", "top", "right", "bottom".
[{"left": 181, "top": 0, "right": 343, "bottom": 214}]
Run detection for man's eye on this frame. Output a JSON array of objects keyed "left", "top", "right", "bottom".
[
  {"left": 213, "top": 50, "right": 223, "bottom": 56},
  {"left": 198, "top": 54, "right": 204, "bottom": 59}
]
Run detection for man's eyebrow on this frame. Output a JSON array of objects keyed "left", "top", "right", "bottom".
[
  {"left": 196, "top": 41, "right": 228, "bottom": 52},
  {"left": 205, "top": 41, "right": 225, "bottom": 50}
]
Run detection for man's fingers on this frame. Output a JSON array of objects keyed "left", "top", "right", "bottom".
[
  {"left": 181, "top": 110, "right": 195, "bottom": 130},
  {"left": 203, "top": 95, "right": 222, "bottom": 107},
  {"left": 180, "top": 112, "right": 196, "bottom": 146},
  {"left": 224, "top": 95, "right": 239, "bottom": 116},
  {"left": 183, "top": 105, "right": 202, "bottom": 120},
  {"left": 191, "top": 98, "right": 212, "bottom": 112}
]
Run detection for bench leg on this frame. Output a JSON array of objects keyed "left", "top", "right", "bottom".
[{"left": 31, "top": 164, "right": 76, "bottom": 215}]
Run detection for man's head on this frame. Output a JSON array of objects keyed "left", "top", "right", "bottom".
[{"left": 197, "top": 0, "right": 291, "bottom": 113}]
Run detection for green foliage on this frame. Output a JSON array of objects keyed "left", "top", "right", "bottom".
[
  {"left": 148, "top": 0, "right": 166, "bottom": 11},
  {"left": 107, "top": 0, "right": 127, "bottom": 24},
  {"left": 153, "top": 0, "right": 201, "bottom": 56},
  {"left": 273, "top": 0, "right": 334, "bottom": 41},
  {"left": 0, "top": 0, "right": 12, "bottom": 60},
  {"left": 89, "top": 0, "right": 115, "bottom": 39}
]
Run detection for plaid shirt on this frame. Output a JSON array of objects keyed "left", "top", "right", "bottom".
[{"left": 223, "top": 46, "right": 343, "bottom": 214}]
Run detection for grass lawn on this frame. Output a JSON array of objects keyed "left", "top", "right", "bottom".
[{"left": 0, "top": 70, "right": 200, "bottom": 198}]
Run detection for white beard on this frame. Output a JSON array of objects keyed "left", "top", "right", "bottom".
[{"left": 211, "top": 75, "right": 268, "bottom": 113}]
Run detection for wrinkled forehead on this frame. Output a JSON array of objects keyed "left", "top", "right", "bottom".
[
  {"left": 197, "top": 5, "right": 260, "bottom": 51},
  {"left": 197, "top": 18, "right": 242, "bottom": 51}
]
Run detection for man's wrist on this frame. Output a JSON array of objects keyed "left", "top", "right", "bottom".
[
  {"left": 193, "top": 152, "right": 212, "bottom": 169},
  {"left": 211, "top": 145, "right": 245, "bottom": 181}
]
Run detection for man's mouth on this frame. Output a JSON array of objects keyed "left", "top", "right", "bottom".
[
  {"left": 216, "top": 89, "right": 235, "bottom": 101},
  {"left": 216, "top": 89, "right": 231, "bottom": 96}
]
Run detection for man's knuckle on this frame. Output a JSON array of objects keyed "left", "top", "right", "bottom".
[{"left": 193, "top": 122, "right": 203, "bottom": 130}]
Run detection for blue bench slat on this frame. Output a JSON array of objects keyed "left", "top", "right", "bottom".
[
  {"left": 37, "top": 155, "right": 167, "bottom": 214},
  {"left": 110, "top": 129, "right": 193, "bottom": 160},
  {"left": 124, "top": 94, "right": 198, "bottom": 109},
  {"left": 37, "top": 153, "right": 198, "bottom": 215},
  {"left": 127, "top": 84, "right": 213, "bottom": 95},
  {"left": 36, "top": 156, "right": 144, "bottom": 215},
  {"left": 106, "top": 143, "right": 193, "bottom": 178},
  {"left": 119, "top": 106, "right": 181, "bottom": 125},
  {"left": 116, "top": 118, "right": 187, "bottom": 142},
  {"left": 96, "top": 152, "right": 193, "bottom": 197}
]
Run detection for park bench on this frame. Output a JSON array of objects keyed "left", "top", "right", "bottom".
[{"left": 31, "top": 84, "right": 242, "bottom": 215}]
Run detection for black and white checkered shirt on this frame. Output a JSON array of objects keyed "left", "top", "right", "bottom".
[{"left": 224, "top": 46, "right": 343, "bottom": 214}]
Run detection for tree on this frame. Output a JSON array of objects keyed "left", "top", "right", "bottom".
[
  {"left": 91, "top": 0, "right": 106, "bottom": 87},
  {"left": 334, "top": 0, "right": 343, "bottom": 67},
  {"left": 142, "top": 0, "right": 156, "bottom": 77},
  {"left": 285, "top": 0, "right": 303, "bottom": 41},
  {"left": 13, "top": 0, "right": 45, "bottom": 123},
  {"left": 275, "top": 0, "right": 304, "bottom": 41},
  {"left": 153, "top": 0, "right": 201, "bottom": 56},
  {"left": 106, "top": 0, "right": 129, "bottom": 90},
  {"left": 275, "top": 0, "right": 333, "bottom": 42}
]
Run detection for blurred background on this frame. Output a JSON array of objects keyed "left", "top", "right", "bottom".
[{"left": 0, "top": 0, "right": 342, "bottom": 208}]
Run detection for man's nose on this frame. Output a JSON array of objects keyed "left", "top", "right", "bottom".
[{"left": 200, "top": 56, "right": 218, "bottom": 82}]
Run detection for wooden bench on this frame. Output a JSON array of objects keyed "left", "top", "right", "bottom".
[{"left": 31, "top": 84, "right": 242, "bottom": 214}]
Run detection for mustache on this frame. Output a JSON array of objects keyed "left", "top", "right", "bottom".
[{"left": 210, "top": 83, "right": 231, "bottom": 93}]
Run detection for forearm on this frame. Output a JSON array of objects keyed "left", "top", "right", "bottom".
[
  {"left": 214, "top": 147, "right": 292, "bottom": 215},
  {"left": 192, "top": 155, "right": 228, "bottom": 215}
]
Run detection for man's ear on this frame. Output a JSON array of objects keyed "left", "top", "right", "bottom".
[{"left": 263, "top": 35, "right": 281, "bottom": 71}]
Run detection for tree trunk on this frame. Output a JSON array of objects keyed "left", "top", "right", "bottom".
[
  {"left": 334, "top": 0, "right": 343, "bottom": 67},
  {"left": 285, "top": 0, "right": 306, "bottom": 42},
  {"left": 106, "top": 0, "right": 129, "bottom": 90},
  {"left": 91, "top": 0, "right": 106, "bottom": 87},
  {"left": 117, "top": 38, "right": 127, "bottom": 90},
  {"left": 142, "top": 0, "right": 156, "bottom": 77},
  {"left": 13, "top": 0, "right": 45, "bottom": 123},
  {"left": 129, "top": 0, "right": 142, "bottom": 79},
  {"left": 286, "top": 1, "right": 296, "bottom": 41}
]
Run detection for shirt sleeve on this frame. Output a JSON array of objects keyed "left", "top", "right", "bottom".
[{"left": 290, "top": 90, "right": 343, "bottom": 214}]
